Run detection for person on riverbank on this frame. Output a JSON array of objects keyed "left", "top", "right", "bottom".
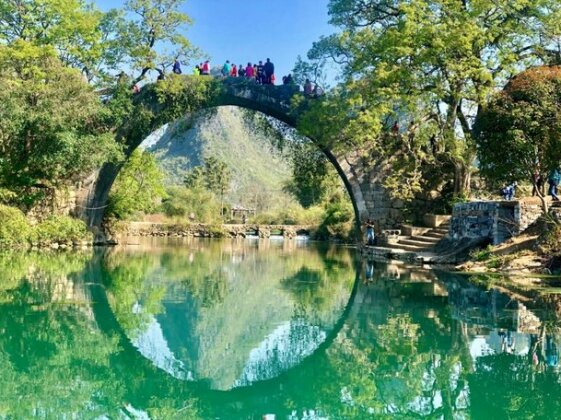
[
  {"left": 365, "top": 219, "right": 376, "bottom": 246},
  {"left": 502, "top": 182, "right": 517, "bottom": 200},
  {"left": 548, "top": 168, "right": 561, "bottom": 201},
  {"left": 532, "top": 169, "right": 543, "bottom": 196}
]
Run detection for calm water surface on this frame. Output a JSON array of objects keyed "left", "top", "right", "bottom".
[{"left": 1, "top": 237, "right": 561, "bottom": 419}]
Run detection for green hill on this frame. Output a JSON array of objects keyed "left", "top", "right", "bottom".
[{"left": 141, "top": 106, "right": 297, "bottom": 213}]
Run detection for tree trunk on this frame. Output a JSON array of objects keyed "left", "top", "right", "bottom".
[
  {"left": 453, "top": 162, "right": 471, "bottom": 197},
  {"left": 533, "top": 180, "right": 549, "bottom": 214}
]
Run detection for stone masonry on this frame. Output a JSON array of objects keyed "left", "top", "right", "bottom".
[{"left": 450, "top": 199, "right": 544, "bottom": 245}]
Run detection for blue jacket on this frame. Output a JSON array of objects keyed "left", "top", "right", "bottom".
[{"left": 549, "top": 169, "right": 561, "bottom": 185}]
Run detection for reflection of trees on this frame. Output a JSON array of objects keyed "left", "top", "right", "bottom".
[{"left": 0, "top": 259, "right": 124, "bottom": 418}]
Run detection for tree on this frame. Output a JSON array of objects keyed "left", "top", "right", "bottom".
[
  {"left": 0, "top": 0, "right": 104, "bottom": 78},
  {"left": 119, "top": 0, "right": 200, "bottom": 85},
  {"left": 107, "top": 149, "right": 167, "bottom": 219},
  {"left": 0, "top": 44, "right": 122, "bottom": 207},
  {"left": 184, "top": 157, "right": 231, "bottom": 218},
  {"left": 475, "top": 66, "right": 561, "bottom": 213},
  {"left": 283, "top": 142, "right": 332, "bottom": 208},
  {"left": 300, "top": 0, "right": 561, "bottom": 199}
]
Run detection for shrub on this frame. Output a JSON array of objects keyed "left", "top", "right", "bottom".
[
  {"left": 0, "top": 205, "right": 31, "bottom": 248},
  {"left": 161, "top": 186, "right": 221, "bottom": 224},
  {"left": 34, "top": 215, "right": 92, "bottom": 244}
]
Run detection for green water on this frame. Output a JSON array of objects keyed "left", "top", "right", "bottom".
[{"left": 1, "top": 238, "right": 561, "bottom": 419}]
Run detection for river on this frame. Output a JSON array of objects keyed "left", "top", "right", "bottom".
[{"left": 0, "top": 237, "right": 560, "bottom": 419}]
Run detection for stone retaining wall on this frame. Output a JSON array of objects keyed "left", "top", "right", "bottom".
[
  {"left": 113, "top": 222, "right": 314, "bottom": 242},
  {"left": 450, "top": 199, "right": 544, "bottom": 245}
]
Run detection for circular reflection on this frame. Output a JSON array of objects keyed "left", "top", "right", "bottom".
[{"left": 104, "top": 238, "right": 356, "bottom": 390}]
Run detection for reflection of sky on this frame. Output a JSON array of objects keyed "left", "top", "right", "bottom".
[
  {"left": 132, "top": 309, "right": 193, "bottom": 381},
  {"left": 469, "top": 331, "right": 531, "bottom": 361},
  {"left": 234, "top": 320, "right": 327, "bottom": 387}
]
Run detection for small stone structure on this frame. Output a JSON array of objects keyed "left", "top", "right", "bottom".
[{"left": 450, "top": 199, "right": 543, "bottom": 245}]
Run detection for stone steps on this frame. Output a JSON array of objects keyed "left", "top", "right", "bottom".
[
  {"left": 399, "top": 238, "right": 437, "bottom": 248},
  {"left": 410, "top": 235, "right": 441, "bottom": 244}
]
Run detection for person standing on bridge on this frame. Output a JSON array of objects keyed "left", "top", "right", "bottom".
[
  {"left": 304, "top": 79, "right": 313, "bottom": 96},
  {"left": 257, "top": 61, "right": 265, "bottom": 84},
  {"left": 264, "top": 58, "right": 275, "bottom": 84},
  {"left": 238, "top": 64, "right": 246, "bottom": 77},
  {"left": 173, "top": 59, "right": 182, "bottom": 74},
  {"left": 222, "top": 60, "right": 231, "bottom": 77},
  {"left": 201, "top": 60, "right": 210, "bottom": 75},
  {"left": 245, "top": 62, "right": 254, "bottom": 79}
]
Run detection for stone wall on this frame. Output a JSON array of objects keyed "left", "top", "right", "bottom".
[
  {"left": 450, "top": 199, "right": 544, "bottom": 245},
  {"left": 26, "top": 187, "right": 78, "bottom": 223}
]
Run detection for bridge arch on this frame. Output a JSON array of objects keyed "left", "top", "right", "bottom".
[{"left": 76, "top": 77, "right": 383, "bottom": 238}]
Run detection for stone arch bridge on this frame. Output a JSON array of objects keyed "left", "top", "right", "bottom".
[{"left": 75, "top": 77, "right": 402, "bottom": 239}]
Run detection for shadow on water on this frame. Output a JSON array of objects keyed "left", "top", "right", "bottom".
[{"left": 2, "top": 242, "right": 561, "bottom": 418}]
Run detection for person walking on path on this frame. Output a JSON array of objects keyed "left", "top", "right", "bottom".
[
  {"left": 548, "top": 168, "right": 561, "bottom": 201},
  {"left": 264, "top": 58, "right": 274, "bottom": 84}
]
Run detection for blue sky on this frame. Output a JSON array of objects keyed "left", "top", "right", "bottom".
[{"left": 95, "top": 0, "right": 336, "bottom": 81}]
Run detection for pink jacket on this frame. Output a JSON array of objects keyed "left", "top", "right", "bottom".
[{"left": 246, "top": 65, "right": 254, "bottom": 77}]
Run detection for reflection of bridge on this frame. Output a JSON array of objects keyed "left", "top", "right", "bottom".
[
  {"left": 87, "top": 257, "right": 361, "bottom": 400},
  {"left": 75, "top": 77, "right": 406, "bottom": 241}
]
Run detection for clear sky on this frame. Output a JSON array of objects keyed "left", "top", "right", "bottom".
[{"left": 95, "top": 0, "right": 336, "bottom": 81}]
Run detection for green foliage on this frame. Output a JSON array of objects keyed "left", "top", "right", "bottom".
[
  {"left": 470, "top": 245, "right": 493, "bottom": 262},
  {"left": 33, "top": 216, "right": 92, "bottom": 244},
  {"left": 315, "top": 191, "right": 355, "bottom": 241},
  {"left": 475, "top": 66, "right": 561, "bottom": 190},
  {"left": 161, "top": 186, "right": 221, "bottom": 224},
  {"left": 251, "top": 203, "right": 325, "bottom": 226},
  {"left": 0, "top": 45, "right": 122, "bottom": 206},
  {"left": 108, "top": 150, "right": 167, "bottom": 220},
  {"left": 299, "top": 0, "right": 561, "bottom": 198},
  {"left": 0, "top": 205, "right": 31, "bottom": 248},
  {"left": 0, "top": 0, "right": 104, "bottom": 76},
  {"left": 184, "top": 156, "right": 231, "bottom": 198},
  {"left": 283, "top": 142, "right": 332, "bottom": 208}
]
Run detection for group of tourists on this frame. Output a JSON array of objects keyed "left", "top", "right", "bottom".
[
  {"left": 499, "top": 167, "right": 561, "bottom": 202},
  {"left": 191, "top": 58, "right": 277, "bottom": 85}
]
